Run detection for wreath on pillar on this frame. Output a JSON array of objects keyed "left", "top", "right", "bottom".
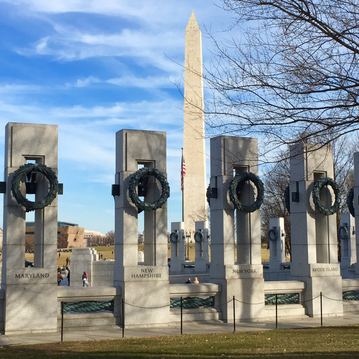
[
  {"left": 338, "top": 225, "right": 349, "bottom": 240},
  {"left": 347, "top": 187, "right": 355, "bottom": 217},
  {"left": 128, "top": 167, "right": 170, "bottom": 211},
  {"left": 194, "top": 230, "right": 204, "bottom": 243},
  {"left": 268, "top": 228, "right": 279, "bottom": 242},
  {"left": 312, "top": 177, "right": 341, "bottom": 216},
  {"left": 170, "top": 231, "right": 179, "bottom": 243},
  {"left": 228, "top": 172, "right": 264, "bottom": 212},
  {"left": 11, "top": 163, "right": 58, "bottom": 212}
]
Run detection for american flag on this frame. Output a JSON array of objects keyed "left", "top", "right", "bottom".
[{"left": 181, "top": 152, "right": 186, "bottom": 191}]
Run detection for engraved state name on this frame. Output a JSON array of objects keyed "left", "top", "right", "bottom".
[
  {"left": 131, "top": 268, "right": 162, "bottom": 279},
  {"left": 15, "top": 273, "right": 50, "bottom": 279},
  {"left": 232, "top": 269, "right": 257, "bottom": 274},
  {"left": 312, "top": 267, "right": 339, "bottom": 272}
]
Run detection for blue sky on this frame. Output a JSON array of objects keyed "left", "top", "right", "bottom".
[{"left": 0, "top": 0, "right": 235, "bottom": 234}]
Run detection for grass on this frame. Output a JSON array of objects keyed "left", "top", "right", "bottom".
[
  {"left": 24, "top": 246, "right": 272, "bottom": 267},
  {"left": 1, "top": 326, "right": 359, "bottom": 358}
]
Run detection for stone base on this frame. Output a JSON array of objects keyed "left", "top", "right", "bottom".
[
  {"left": 291, "top": 263, "right": 343, "bottom": 317},
  {"left": 115, "top": 265, "right": 170, "bottom": 327},
  {"left": 211, "top": 264, "right": 265, "bottom": 322},
  {"left": 4, "top": 283, "right": 58, "bottom": 334}
]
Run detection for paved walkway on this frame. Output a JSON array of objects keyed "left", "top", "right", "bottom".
[{"left": 0, "top": 313, "right": 359, "bottom": 347}]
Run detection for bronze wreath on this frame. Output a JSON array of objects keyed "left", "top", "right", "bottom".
[
  {"left": 128, "top": 167, "right": 170, "bottom": 211},
  {"left": 347, "top": 187, "right": 355, "bottom": 217},
  {"left": 194, "top": 230, "right": 204, "bottom": 243},
  {"left": 338, "top": 225, "right": 349, "bottom": 240},
  {"left": 11, "top": 163, "right": 58, "bottom": 212},
  {"left": 312, "top": 177, "right": 341, "bottom": 216},
  {"left": 229, "top": 172, "right": 264, "bottom": 212},
  {"left": 268, "top": 228, "right": 279, "bottom": 242},
  {"left": 170, "top": 231, "right": 179, "bottom": 244}
]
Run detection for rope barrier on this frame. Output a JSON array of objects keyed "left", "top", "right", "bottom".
[
  {"left": 123, "top": 301, "right": 171, "bottom": 310},
  {"left": 322, "top": 294, "right": 344, "bottom": 302},
  {"left": 234, "top": 298, "right": 265, "bottom": 306},
  {"left": 301, "top": 294, "right": 321, "bottom": 303},
  {"left": 216, "top": 298, "right": 236, "bottom": 308}
]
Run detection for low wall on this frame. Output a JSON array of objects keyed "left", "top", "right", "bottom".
[
  {"left": 264, "top": 280, "right": 306, "bottom": 319},
  {"left": 57, "top": 286, "right": 121, "bottom": 330},
  {"left": 343, "top": 279, "right": 359, "bottom": 313},
  {"left": 169, "top": 283, "right": 221, "bottom": 322}
]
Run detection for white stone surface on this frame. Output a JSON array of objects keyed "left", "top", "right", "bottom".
[
  {"left": 290, "top": 142, "right": 343, "bottom": 317},
  {"left": 209, "top": 136, "right": 264, "bottom": 321},
  {"left": 71, "top": 247, "right": 99, "bottom": 287},
  {"left": 2, "top": 123, "right": 59, "bottom": 334},
  {"left": 340, "top": 213, "right": 356, "bottom": 276},
  {"left": 269, "top": 218, "right": 286, "bottom": 272},
  {"left": 194, "top": 221, "right": 209, "bottom": 273},
  {"left": 183, "top": 12, "right": 207, "bottom": 234},
  {"left": 170, "top": 222, "right": 186, "bottom": 274},
  {"left": 114, "top": 130, "right": 170, "bottom": 326}
]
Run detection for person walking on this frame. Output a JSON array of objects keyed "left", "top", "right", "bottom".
[
  {"left": 57, "top": 271, "right": 63, "bottom": 286},
  {"left": 82, "top": 271, "right": 89, "bottom": 287},
  {"left": 66, "top": 266, "right": 70, "bottom": 286}
]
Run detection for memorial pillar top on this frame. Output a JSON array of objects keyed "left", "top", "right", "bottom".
[
  {"left": 116, "top": 129, "right": 166, "bottom": 173},
  {"left": 290, "top": 142, "right": 333, "bottom": 181},
  {"left": 210, "top": 136, "right": 258, "bottom": 177},
  {"left": 5, "top": 122, "right": 58, "bottom": 169}
]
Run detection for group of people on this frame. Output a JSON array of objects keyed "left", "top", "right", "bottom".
[
  {"left": 57, "top": 266, "right": 90, "bottom": 287},
  {"left": 57, "top": 265, "right": 70, "bottom": 286},
  {"left": 186, "top": 277, "right": 199, "bottom": 284}
]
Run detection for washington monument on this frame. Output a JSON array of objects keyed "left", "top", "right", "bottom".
[{"left": 182, "top": 12, "right": 207, "bottom": 235}]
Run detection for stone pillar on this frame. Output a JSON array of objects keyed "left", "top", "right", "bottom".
[
  {"left": 113, "top": 130, "right": 169, "bottom": 326},
  {"left": 268, "top": 218, "right": 286, "bottom": 272},
  {"left": 209, "top": 136, "right": 264, "bottom": 322},
  {"left": 1, "top": 123, "right": 58, "bottom": 334},
  {"left": 194, "top": 221, "right": 209, "bottom": 273},
  {"left": 290, "top": 142, "right": 342, "bottom": 317},
  {"left": 340, "top": 213, "right": 356, "bottom": 267},
  {"left": 169, "top": 222, "right": 185, "bottom": 274},
  {"left": 71, "top": 247, "right": 99, "bottom": 287}
]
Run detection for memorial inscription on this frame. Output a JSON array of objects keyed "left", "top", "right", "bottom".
[
  {"left": 312, "top": 267, "right": 338, "bottom": 272},
  {"left": 233, "top": 269, "right": 257, "bottom": 274},
  {"left": 130, "top": 268, "right": 162, "bottom": 279},
  {"left": 15, "top": 273, "right": 50, "bottom": 279}
]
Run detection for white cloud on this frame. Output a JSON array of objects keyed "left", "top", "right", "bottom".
[
  {"left": 10, "top": 0, "right": 231, "bottom": 71},
  {"left": 0, "top": 84, "right": 44, "bottom": 94},
  {"left": 107, "top": 75, "right": 178, "bottom": 89},
  {"left": 73, "top": 77, "right": 100, "bottom": 87},
  {"left": 65, "top": 75, "right": 179, "bottom": 90}
]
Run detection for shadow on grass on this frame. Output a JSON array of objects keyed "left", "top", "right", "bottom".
[{"left": 2, "top": 347, "right": 359, "bottom": 359}]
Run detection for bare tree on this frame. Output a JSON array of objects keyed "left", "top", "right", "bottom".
[
  {"left": 205, "top": 0, "right": 359, "bottom": 154},
  {"left": 261, "top": 151, "right": 291, "bottom": 253},
  {"left": 104, "top": 230, "right": 115, "bottom": 245}
]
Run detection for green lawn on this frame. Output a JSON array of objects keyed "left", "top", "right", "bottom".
[
  {"left": 1, "top": 326, "right": 359, "bottom": 358},
  {"left": 24, "top": 246, "right": 272, "bottom": 267}
]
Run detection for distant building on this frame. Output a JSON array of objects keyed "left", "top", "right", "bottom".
[
  {"left": 84, "top": 230, "right": 106, "bottom": 246},
  {"left": 26, "top": 221, "right": 85, "bottom": 249}
]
